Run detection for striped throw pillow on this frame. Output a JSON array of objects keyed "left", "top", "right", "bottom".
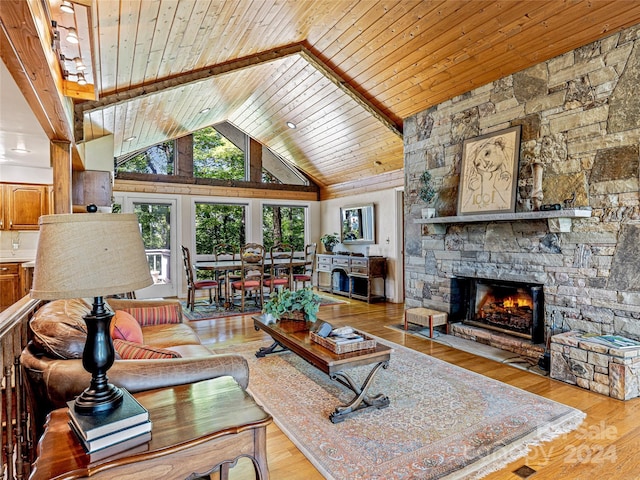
[
  {"left": 113, "top": 339, "right": 181, "bottom": 359},
  {"left": 121, "top": 305, "right": 181, "bottom": 326}
]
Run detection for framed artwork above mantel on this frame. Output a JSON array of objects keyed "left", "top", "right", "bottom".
[{"left": 457, "top": 126, "right": 521, "bottom": 216}]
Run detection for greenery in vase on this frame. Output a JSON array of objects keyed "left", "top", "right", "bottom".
[
  {"left": 419, "top": 170, "right": 436, "bottom": 205},
  {"left": 263, "top": 287, "right": 322, "bottom": 322},
  {"left": 320, "top": 232, "right": 340, "bottom": 252}
]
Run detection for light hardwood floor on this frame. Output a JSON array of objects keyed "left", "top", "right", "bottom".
[{"left": 188, "top": 296, "right": 640, "bottom": 480}]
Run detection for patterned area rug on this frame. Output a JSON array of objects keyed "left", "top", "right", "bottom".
[
  {"left": 210, "top": 338, "right": 585, "bottom": 479},
  {"left": 181, "top": 294, "right": 346, "bottom": 320}
]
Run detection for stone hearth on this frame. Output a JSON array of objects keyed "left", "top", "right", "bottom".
[{"left": 452, "top": 323, "right": 545, "bottom": 363}]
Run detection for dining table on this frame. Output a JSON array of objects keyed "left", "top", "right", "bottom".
[{"left": 195, "top": 255, "right": 308, "bottom": 307}]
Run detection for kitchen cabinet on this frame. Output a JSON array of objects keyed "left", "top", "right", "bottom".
[
  {"left": 0, "top": 263, "right": 21, "bottom": 312},
  {"left": 0, "top": 183, "right": 48, "bottom": 230}
]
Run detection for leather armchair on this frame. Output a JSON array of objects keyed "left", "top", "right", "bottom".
[{"left": 21, "top": 298, "right": 249, "bottom": 432}]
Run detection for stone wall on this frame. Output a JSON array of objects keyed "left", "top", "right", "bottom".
[{"left": 404, "top": 25, "right": 640, "bottom": 341}]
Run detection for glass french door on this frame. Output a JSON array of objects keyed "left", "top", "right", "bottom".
[{"left": 123, "top": 197, "right": 178, "bottom": 299}]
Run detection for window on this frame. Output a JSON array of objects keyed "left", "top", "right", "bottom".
[
  {"left": 193, "top": 126, "right": 245, "bottom": 180},
  {"left": 116, "top": 141, "right": 175, "bottom": 174},
  {"left": 115, "top": 123, "right": 308, "bottom": 186},
  {"left": 262, "top": 204, "right": 306, "bottom": 251},
  {"left": 194, "top": 202, "right": 246, "bottom": 255}
]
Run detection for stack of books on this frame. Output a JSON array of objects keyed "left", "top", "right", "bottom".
[{"left": 67, "top": 388, "right": 152, "bottom": 461}]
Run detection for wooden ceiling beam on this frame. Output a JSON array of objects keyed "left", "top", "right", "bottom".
[{"left": 74, "top": 43, "right": 402, "bottom": 144}]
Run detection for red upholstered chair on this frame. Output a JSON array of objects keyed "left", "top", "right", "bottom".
[
  {"left": 293, "top": 243, "right": 316, "bottom": 290},
  {"left": 264, "top": 243, "right": 294, "bottom": 295},
  {"left": 230, "top": 243, "right": 265, "bottom": 312},
  {"left": 181, "top": 245, "right": 218, "bottom": 311}
]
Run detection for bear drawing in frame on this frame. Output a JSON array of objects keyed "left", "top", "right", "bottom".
[{"left": 458, "top": 126, "right": 521, "bottom": 215}]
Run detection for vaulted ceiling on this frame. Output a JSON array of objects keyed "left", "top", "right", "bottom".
[{"left": 3, "top": 0, "right": 640, "bottom": 198}]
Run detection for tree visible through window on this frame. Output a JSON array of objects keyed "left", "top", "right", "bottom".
[
  {"left": 263, "top": 205, "right": 306, "bottom": 251},
  {"left": 193, "top": 127, "right": 245, "bottom": 180},
  {"left": 116, "top": 142, "right": 174, "bottom": 174},
  {"left": 195, "top": 203, "right": 246, "bottom": 255}
]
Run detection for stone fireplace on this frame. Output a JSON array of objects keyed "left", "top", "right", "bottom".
[
  {"left": 402, "top": 24, "right": 640, "bottom": 398},
  {"left": 457, "top": 277, "right": 544, "bottom": 344}
]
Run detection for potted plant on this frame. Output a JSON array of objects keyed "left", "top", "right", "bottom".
[
  {"left": 263, "top": 287, "right": 322, "bottom": 322},
  {"left": 320, "top": 232, "right": 340, "bottom": 253},
  {"left": 419, "top": 170, "right": 436, "bottom": 218}
]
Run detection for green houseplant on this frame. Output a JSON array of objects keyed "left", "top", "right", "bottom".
[
  {"left": 419, "top": 170, "right": 436, "bottom": 218},
  {"left": 263, "top": 287, "right": 322, "bottom": 322},
  {"left": 320, "top": 232, "right": 340, "bottom": 253}
]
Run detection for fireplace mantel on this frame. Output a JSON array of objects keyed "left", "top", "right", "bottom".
[{"left": 416, "top": 208, "right": 592, "bottom": 233}]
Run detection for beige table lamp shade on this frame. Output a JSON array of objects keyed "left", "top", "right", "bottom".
[{"left": 31, "top": 213, "right": 153, "bottom": 299}]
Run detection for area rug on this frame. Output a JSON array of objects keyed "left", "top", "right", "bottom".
[
  {"left": 386, "top": 323, "right": 548, "bottom": 376},
  {"left": 210, "top": 338, "right": 585, "bottom": 479},
  {"left": 182, "top": 294, "right": 346, "bottom": 320}
]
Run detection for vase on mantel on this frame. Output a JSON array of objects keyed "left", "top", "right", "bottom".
[{"left": 421, "top": 207, "right": 436, "bottom": 219}]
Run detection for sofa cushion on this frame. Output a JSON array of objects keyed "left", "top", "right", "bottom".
[
  {"left": 30, "top": 299, "right": 90, "bottom": 359},
  {"left": 142, "top": 323, "right": 202, "bottom": 348},
  {"left": 121, "top": 304, "right": 181, "bottom": 326},
  {"left": 113, "top": 339, "right": 181, "bottom": 359},
  {"left": 110, "top": 310, "right": 143, "bottom": 343}
]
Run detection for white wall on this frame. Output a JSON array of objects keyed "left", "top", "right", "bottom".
[{"left": 320, "top": 187, "right": 403, "bottom": 303}]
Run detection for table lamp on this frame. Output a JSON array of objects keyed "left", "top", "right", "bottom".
[{"left": 31, "top": 213, "right": 153, "bottom": 415}]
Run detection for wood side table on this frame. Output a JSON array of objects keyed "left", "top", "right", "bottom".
[{"left": 29, "top": 376, "right": 272, "bottom": 480}]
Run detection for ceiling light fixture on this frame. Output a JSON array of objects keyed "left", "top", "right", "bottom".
[
  {"left": 124, "top": 136, "right": 137, "bottom": 142},
  {"left": 286, "top": 121, "right": 297, "bottom": 129},
  {"left": 76, "top": 72, "right": 87, "bottom": 85},
  {"left": 58, "top": 25, "right": 79, "bottom": 43},
  {"left": 11, "top": 148, "right": 31, "bottom": 154},
  {"left": 60, "top": 0, "right": 75, "bottom": 14},
  {"left": 199, "top": 107, "right": 211, "bottom": 114},
  {"left": 75, "top": 57, "right": 86, "bottom": 71}
]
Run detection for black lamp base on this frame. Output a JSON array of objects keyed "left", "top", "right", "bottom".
[
  {"left": 74, "top": 296, "right": 123, "bottom": 415},
  {"left": 74, "top": 384, "right": 124, "bottom": 414}
]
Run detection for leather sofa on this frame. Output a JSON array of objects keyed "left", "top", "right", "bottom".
[{"left": 21, "top": 297, "right": 249, "bottom": 431}]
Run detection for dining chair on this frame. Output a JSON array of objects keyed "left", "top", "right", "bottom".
[
  {"left": 181, "top": 245, "right": 218, "bottom": 311},
  {"left": 230, "top": 243, "right": 266, "bottom": 312},
  {"left": 214, "top": 243, "right": 241, "bottom": 304},
  {"left": 293, "top": 243, "right": 317, "bottom": 290},
  {"left": 264, "top": 243, "right": 294, "bottom": 296}
]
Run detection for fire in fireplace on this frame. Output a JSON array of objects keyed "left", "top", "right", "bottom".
[{"left": 457, "top": 277, "right": 544, "bottom": 343}]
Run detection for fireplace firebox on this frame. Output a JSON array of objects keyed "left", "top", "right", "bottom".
[{"left": 457, "top": 277, "right": 544, "bottom": 344}]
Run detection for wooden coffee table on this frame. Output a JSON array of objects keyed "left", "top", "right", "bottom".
[{"left": 252, "top": 315, "right": 393, "bottom": 423}]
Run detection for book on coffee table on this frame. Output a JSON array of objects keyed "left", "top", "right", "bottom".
[
  {"left": 69, "top": 419, "right": 152, "bottom": 453},
  {"left": 86, "top": 431, "right": 151, "bottom": 463},
  {"left": 67, "top": 388, "right": 149, "bottom": 441}
]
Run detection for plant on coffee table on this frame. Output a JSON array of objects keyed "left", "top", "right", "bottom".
[{"left": 263, "top": 287, "right": 322, "bottom": 322}]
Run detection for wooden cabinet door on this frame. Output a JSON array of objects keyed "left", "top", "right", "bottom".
[
  {"left": 5, "top": 184, "right": 47, "bottom": 230},
  {"left": 0, "top": 263, "right": 21, "bottom": 312}
]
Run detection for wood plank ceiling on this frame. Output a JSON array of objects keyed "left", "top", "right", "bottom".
[{"left": 60, "top": 1, "right": 640, "bottom": 195}]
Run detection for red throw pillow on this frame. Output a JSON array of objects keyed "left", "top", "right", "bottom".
[{"left": 110, "top": 310, "right": 144, "bottom": 344}]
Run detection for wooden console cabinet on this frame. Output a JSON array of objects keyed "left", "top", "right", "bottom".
[{"left": 316, "top": 254, "right": 386, "bottom": 303}]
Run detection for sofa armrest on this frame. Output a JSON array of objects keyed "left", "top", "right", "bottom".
[{"left": 21, "top": 348, "right": 249, "bottom": 415}]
